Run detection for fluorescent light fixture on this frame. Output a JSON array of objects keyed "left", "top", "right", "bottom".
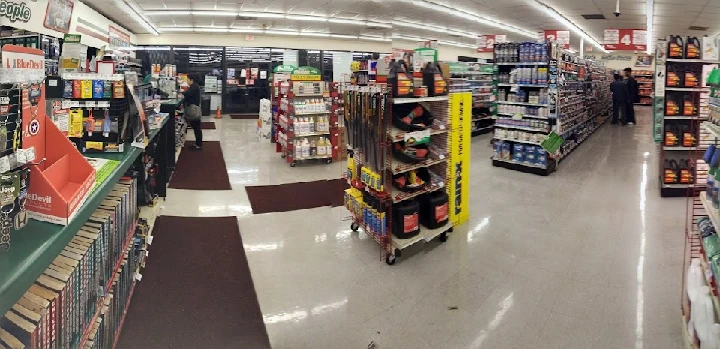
[
  {"left": 116, "top": 0, "right": 159, "bottom": 35},
  {"left": 328, "top": 18, "right": 364, "bottom": 25},
  {"left": 192, "top": 10, "right": 237, "bottom": 17},
  {"left": 265, "top": 30, "right": 300, "bottom": 35},
  {"left": 299, "top": 32, "right": 330, "bottom": 37},
  {"left": 367, "top": 22, "right": 392, "bottom": 29},
  {"left": 393, "top": 19, "right": 479, "bottom": 39},
  {"left": 330, "top": 34, "right": 359, "bottom": 39},
  {"left": 392, "top": 34, "right": 425, "bottom": 42},
  {"left": 411, "top": 0, "right": 535, "bottom": 38},
  {"left": 194, "top": 27, "right": 229, "bottom": 32},
  {"left": 527, "top": 0, "right": 609, "bottom": 53},
  {"left": 158, "top": 27, "right": 194, "bottom": 32},
  {"left": 438, "top": 40, "right": 475, "bottom": 48},
  {"left": 646, "top": 0, "right": 654, "bottom": 54},
  {"left": 228, "top": 28, "right": 264, "bottom": 33},
  {"left": 285, "top": 15, "right": 327, "bottom": 22},
  {"left": 240, "top": 12, "right": 285, "bottom": 18},
  {"left": 360, "top": 36, "right": 391, "bottom": 42},
  {"left": 145, "top": 10, "right": 191, "bottom": 16}
]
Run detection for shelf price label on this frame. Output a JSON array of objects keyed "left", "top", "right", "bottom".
[{"left": 603, "top": 29, "right": 647, "bottom": 51}]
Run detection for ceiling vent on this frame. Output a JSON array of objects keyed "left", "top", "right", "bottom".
[
  {"left": 581, "top": 14, "right": 606, "bottom": 20},
  {"left": 365, "top": 25, "right": 386, "bottom": 30},
  {"left": 236, "top": 16, "right": 257, "bottom": 21},
  {"left": 689, "top": 26, "right": 709, "bottom": 31}
]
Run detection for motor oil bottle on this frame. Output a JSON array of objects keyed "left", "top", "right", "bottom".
[
  {"left": 666, "top": 67, "right": 682, "bottom": 87},
  {"left": 388, "top": 59, "right": 413, "bottom": 98},
  {"left": 686, "top": 37, "right": 701, "bottom": 59},
  {"left": 683, "top": 96, "right": 697, "bottom": 116},
  {"left": 668, "top": 35, "right": 684, "bottom": 58},
  {"left": 680, "top": 159, "right": 694, "bottom": 184},
  {"left": 685, "top": 69, "right": 700, "bottom": 87},
  {"left": 682, "top": 126, "right": 697, "bottom": 147},
  {"left": 665, "top": 125, "right": 679, "bottom": 146},
  {"left": 423, "top": 62, "right": 447, "bottom": 97},
  {"left": 664, "top": 159, "right": 678, "bottom": 184},
  {"left": 666, "top": 95, "right": 681, "bottom": 116}
]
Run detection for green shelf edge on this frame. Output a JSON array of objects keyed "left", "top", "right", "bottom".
[{"left": 0, "top": 116, "right": 169, "bottom": 317}]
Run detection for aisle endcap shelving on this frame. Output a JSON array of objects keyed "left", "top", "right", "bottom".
[
  {"left": 391, "top": 221, "right": 452, "bottom": 250},
  {"left": 388, "top": 124, "right": 448, "bottom": 142},
  {"left": 0, "top": 116, "right": 170, "bottom": 317}
]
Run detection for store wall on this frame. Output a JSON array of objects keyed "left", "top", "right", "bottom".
[
  {"left": 136, "top": 34, "right": 392, "bottom": 53},
  {"left": 0, "top": 0, "right": 135, "bottom": 48}
]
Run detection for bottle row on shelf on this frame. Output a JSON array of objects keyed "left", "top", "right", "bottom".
[
  {"left": 493, "top": 141, "right": 549, "bottom": 167},
  {"left": 497, "top": 67, "right": 549, "bottom": 85},
  {"left": 498, "top": 89, "right": 549, "bottom": 105}
]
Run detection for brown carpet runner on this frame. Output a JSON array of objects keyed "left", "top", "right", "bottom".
[
  {"left": 115, "top": 216, "right": 271, "bottom": 349},
  {"left": 230, "top": 114, "right": 258, "bottom": 120},
  {"left": 245, "top": 178, "right": 348, "bottom": 214},
  {"left": 200, "top": 121, "right": 216, "bottom": 130},
  {"left": 169, "top": 141, "right": 232, "bottom": 190}
]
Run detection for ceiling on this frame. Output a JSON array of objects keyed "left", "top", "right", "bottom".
[{"left": 80, "top": 0, "right": 720, "bottom": 51}]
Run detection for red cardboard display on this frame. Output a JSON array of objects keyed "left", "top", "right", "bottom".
[{"left": 2, "top": 45, "right": 96, "bottom": 225}]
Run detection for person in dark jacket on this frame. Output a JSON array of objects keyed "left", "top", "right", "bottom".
[
  {"left": 624, "top": 67, "right": 639, "bottom": 125},
  {"left": 184, "top": 73, "right": 203, "bottom": 150},
  {"left": 610, "top": 73, "right": 629, "bottom": 125}
]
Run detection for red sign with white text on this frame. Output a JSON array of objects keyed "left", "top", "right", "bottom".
[
  {"left": 603, "top": 29, "right": 647, "bottom": 51},
  {"left": 476, "top": 35, "right": 507, "bottom": 53},
  {"left": 544, "top": 30, "right": 570, "bottom": 49}
]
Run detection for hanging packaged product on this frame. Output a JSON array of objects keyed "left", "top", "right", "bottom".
[
  {"left": 80, "top": 80, "right": 93, "bottom": 99},
  {"left": 392, "top": 199, "right": 420, "bottom": 239},
  {"left": 103, "top": 81, "right": 112, "bottom": 98},
  {"left": 664, "top": 159, "right": 679, "bottom": 184},
  {"left": 113, "top": 80, "right": 125, "bottom": 98},
  {"left": 422, "top": 62, "right": 447, "bottom": 97},
  {"left": 63, "top": 80, "right": 73, "bottom": 98},
  {"left": 92, "top": 80, "right": 104, "bottom": 98},
  {"left": 686, "top": 37, "right": 701, "bottom": 59},
  {"left": 68, "top": 109, "right": 84, "bottom": 138},
  {"left": 668, "top": 36, "right": 684, "bottom": 58},
  {"left": 72, "top": 81, "right": 81, "bottom": 98},
  {"left": 388, "top": 59, "right": 413, "bottom": 98}
]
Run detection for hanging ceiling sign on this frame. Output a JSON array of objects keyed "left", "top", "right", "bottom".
[
  {"left": 544, "top": 30, "right": 570, "bottom": 49},
  {"left": 0, "top": 0, "right": 31, "bottom": 23},
  {"left": 43, "top": 0, "right": 74, "bottom": 33},
  {"left": 476, "top": 34, "right": 507, "bottom": 53},
  {"left": 603, "top": 29, "right": 647, "bottom": 51}
]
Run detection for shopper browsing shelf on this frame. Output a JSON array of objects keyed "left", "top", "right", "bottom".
[
  {"left": 610, "top": 73, "right": 629, "bottom": 125},
  {"left": 184, "top": 73, "right": 203, "bottom": 150},
  {"left": 624, "top": 67, "right": 639, "bottom": 125}
]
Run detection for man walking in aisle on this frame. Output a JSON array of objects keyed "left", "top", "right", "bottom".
[
  {"left": 624, "top": 67, "right": 639, "bottom": 125},
  {"left": 610, "top": 73, "right": 629, "bottom": 125}
]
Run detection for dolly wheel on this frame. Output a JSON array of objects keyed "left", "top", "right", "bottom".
[
  {"left": 326, "top": 159, "right": 332, "bottom": 164},
  {"left": 448, "top": 227, "right": 454, "bottom": 233},
  {"left": 350, "top": 222, "right": 359, "bottom": 231},
  {"left": 281, "top": 153, "right": 286, "bottom": 158},
  {"left": 386, "top": 254, "right": 396, "bottom": 265},
  {"left": 290, "top": 162, "right": 296, "bottom": 167},
  {"left": 440, "top": 232, "right": 448, "bottom": 242}
]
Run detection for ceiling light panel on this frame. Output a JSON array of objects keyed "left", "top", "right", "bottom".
[{"left": 526, "top": 0, "right": 608, "bottom": 53}]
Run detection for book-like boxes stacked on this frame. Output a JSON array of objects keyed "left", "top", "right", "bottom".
[{"left": 0, "top": 178, "right": 137, "bottom": 349}]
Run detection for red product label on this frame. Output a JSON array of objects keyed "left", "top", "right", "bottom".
[
  {"left": 435, "top": 203, "right": 448, "bottom": 222},
  {"left": 403, "top": 213, "right": 418, "bottom": 233}
]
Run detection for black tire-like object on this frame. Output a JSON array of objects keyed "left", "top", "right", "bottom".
[{"left": 392, "top": 200, "right": 421, "bottom": 239}]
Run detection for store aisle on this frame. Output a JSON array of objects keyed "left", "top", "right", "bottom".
[{"left": 158, "top": 107, "right": 684, "bottom": 349}]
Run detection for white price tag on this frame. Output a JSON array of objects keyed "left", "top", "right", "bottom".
[
  {"left": 439, "top": 154, "right": 445, "bottom": 160},
  {"left": 135, "top": 273, "right": 143, "bottom": 281},
  {"left": 98, "top": 101, "right": 110, "bottom": 108},
  {"left": 24, "top": 147, "right": 36, "bottom": 162},
  {"left": 439, "top": 124, "right": 446, "bottom": 130},
  {"left": 70, "top": 101, "right": 80, "bottom": 108},
  {"left": 85, "top": 101, "right": 96, "bottom": 108},
  {"left": 15, "top": 150, "right": 27, "bottom": 164},
  {"left": 62, "top": 100, "right": 71, "bottom": 109},
  {"left": 438, "top": 182, "right": 445, "bottom": 188},
  {"left": 148, "top": 236, "right": 154, "bottom": 245},
  {"left": 145, "top": 250, "right": 149, "bottom": 258},
  {"left": 0, "top": 156, "right": 10, "bottom": 173}
]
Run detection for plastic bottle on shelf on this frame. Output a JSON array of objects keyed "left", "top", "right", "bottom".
[
  {"left": 301, "top": 138, "right": 310, "bottom": 158},
  {"left": 325, "top": 137, "right": 333, "bottom": 155},
  {"left": 317, "top": 138, "right": 327, "bottom": 156},
  {"left": 295, "top": 140, "right": 303, "bottom": 159},
  {"left": 310, "top": 140, "right": 317, "bottom": 157}
]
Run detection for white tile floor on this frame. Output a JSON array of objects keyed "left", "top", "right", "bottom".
[{"left": 164, "top": 108, "right": 686, "bottom": 349}]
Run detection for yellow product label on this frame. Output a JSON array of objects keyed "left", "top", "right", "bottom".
[
  {"left": 68, "top": 109, "right": 84, "bottom": 137},
  {"left": 290, "top": 74, "right": 321, "bottom": 81},
  {"left": 80, "top": 80, "right": 93, "bottom": 99},
  {"left": 86, "top": 141, "right": 104, "bottom": 150},
  {"left": 448, "top": 92, "right": 471, "bottom": 227}
]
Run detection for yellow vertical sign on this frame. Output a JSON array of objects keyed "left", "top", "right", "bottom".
[{"left": 448, "top": 92, "right": 471, "bottom": 226}]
